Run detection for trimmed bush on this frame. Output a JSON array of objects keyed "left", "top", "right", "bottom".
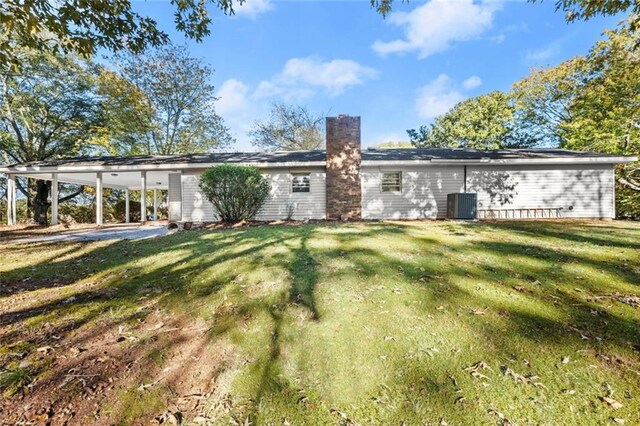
[{"left": 199, "top": 164, "right": 270, "bottom": 223}]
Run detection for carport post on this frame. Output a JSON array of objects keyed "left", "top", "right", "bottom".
[
  {"left": 51, "top": 173, "right": 58, "bottom": 226},
  {"left": 125, "top": 189, "right": 130, "bottom": 223},
  {"left": 96, "top": 172, "right": 103, "bottom": 226},
  {"left": 7, "top": 174, "right": 15, "bottom": 226},
  {"left": 140, "top": 171, "right": 147, "bottom": 223},
  {"left": 153, "top": 189, "right": 158, "bottom": 220}
]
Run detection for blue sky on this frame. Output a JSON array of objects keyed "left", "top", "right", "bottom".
[{"left": 130, "top": 0, "right": 622, "bottom": 151}]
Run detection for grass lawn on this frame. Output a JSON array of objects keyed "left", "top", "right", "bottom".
[{"left": 0, "top": 220, "right": 639, "bottom": 425}]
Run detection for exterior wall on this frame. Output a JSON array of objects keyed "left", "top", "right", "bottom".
[
  {"left": 168, "top": 172, "right": 182, "bottom": 221},
  {"left": 466, "top": 164, "right": 615, "bottom": 218},
  {"left": 361, "top": 165, "right": 465, "bottom": 219},
  {"left": 326, "top": 116, "right": 362, "bottom": 220},
  {"left": 181, "top": 168, "right": 326, "bottom": 222}
]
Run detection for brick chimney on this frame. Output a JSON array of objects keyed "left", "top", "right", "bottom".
[{"left": 325, "top": 115, "right": 362, "bottom": 220}]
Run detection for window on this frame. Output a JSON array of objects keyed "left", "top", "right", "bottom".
[
  {"left": 381, "top": 172, "right": 402, "bottom": 192},
  {"left": 292, "top": 173, "right": 310, "bottom": 193}
]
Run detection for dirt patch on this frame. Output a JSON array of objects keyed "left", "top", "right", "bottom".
[{"left": 0, "top": 307, "right": 235, "bottom": 425}]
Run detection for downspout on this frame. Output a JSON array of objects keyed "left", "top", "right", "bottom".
[{"left": 463, "top": 165, "right": 467, "bottom": 193}]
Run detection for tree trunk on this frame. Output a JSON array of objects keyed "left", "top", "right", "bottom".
[{"left": 33, "top": 179, "right": 51, "bottom": 225}]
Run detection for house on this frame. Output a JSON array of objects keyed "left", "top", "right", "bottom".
[{"left": 1, "top": 115, "right": 636, "bottom": 225}]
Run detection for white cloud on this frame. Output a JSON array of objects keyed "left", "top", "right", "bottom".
[
  {"left": 255, "top": 56, "right": 378, "bottom": 99},
  {"left": 415, "top": 73, "right": 483, "bottom": 119},
  {"left": 523, "top": 44, "right": 559, "bottom": 64},
  {"left": 215, "top": 79, "right": 256, "bottom": 147},
  {"left": 415, "top": 74, "right": 465, "bottom": 119},
  {"left": 215, "top": 56, "right": 377, "bottom": 148},
  {"left": 233, "top": 0, "right": 273, "bottom": 19},
  {"left": 216, "top": 79, "right": 250, "bottom": 116},
  {"left": 462, "top": 75, "right": 482, "bottom": 90},
  {"left": 372, "top": 0, "right": 502, "bottom": 59}
]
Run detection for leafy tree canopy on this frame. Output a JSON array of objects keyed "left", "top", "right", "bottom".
[
  {"left": 408, "top": 92, "right": 536, "bottom": 150},
  {"left": 0, "top": 48, "right": 105, "bottom": 223},
  {"left": 110, "top": 44, "right": 233, "bottom": 155},
  {"left": 250, "top": 102, "right": 325, "bottom": 152},
  {"left": 0, "top": 0, "right": 242, "bottom": 71}
]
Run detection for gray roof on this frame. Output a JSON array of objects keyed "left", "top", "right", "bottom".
[
  {"left": 3, "top": 148, "right": 630, "bottom": 168},
  {"left": 361, "top": 148, "right": 627, "bottom": 161}
]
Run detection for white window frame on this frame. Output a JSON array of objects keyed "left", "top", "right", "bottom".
[
  {"left": 381, "top": 171, "right": 402, "bottom": 193},
  {"left": 291, "top": 172, "right": 311, "bottom": 193}
]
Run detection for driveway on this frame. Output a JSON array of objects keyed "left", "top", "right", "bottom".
[{"left": 11, "top": 224, "right": 170, "bottom": 243}]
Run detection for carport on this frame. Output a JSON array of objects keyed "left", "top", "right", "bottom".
[{"left": 1, "top": 156, "right": 183, "bottom": 226}]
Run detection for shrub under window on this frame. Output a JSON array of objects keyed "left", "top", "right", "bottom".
[
  {"left": 292, "top": 173, "right": 310, "bottom": 193},
  {"left": 199, "top": 164, "right": 270, "bottom": 222},
  {"left": 381, "top": 172, "right": 402, "bottom": 192}
]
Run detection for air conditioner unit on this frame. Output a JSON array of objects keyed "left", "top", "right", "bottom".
[{"left": 447, "top": 193, "right": 477, "bottom": 220}]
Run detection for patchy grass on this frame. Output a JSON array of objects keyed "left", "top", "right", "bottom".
[{"left": 0, "top": 220, "right": 639, "bottom": 425}]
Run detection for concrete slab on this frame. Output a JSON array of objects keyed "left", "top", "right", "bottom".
[{"left": 12, "top": 225, "right": 170, "bottom": 243}]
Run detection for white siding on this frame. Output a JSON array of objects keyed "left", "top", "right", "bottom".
[
  {"left": 466, "top": 164, "right": 615, "bottom": 218},
  {"left": 361, "top": 165, "right": 465, "bottom": 219},
  {"left": 168, "top": 172, "right": 182, "bottom": 221},
  {"left": 181, "top": 168, "right": 326, "bottom": 222}
]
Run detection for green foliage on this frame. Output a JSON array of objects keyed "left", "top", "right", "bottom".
[
  {"left": 93, "top": 69, "right": 156, "bottom": 155},
  {"left": 199, "top": 164, "right": 270, "bottom": 222},
  {"left": 0, "top": 368, "right": 31, "bottom": 398},
  {"left": 112, "top": 44, "right": 233, "bottom": 155},
  {"left": 250, "top": 102, "right": 325, "bottom": 151},
  {"left": 408, "top": 92, "right": 535, "bottom": 149},
  {"left": 530, "top": 0, "right": 640, "bottom": 24},
  {"left": 514, "top": 17, "right": 639, "bottom": 217},
  {"left": 373, "top": 0, "right": 638, "bottom": 25},
  {"left": 373, "top": 141, "right": 414, "bottom": 149},
  {"left": 511, "top": 57, "right": 587, "bottom": 147},
  {"left": 406, "top": 125, "right": 444, "bottom": 148},
  {"left": 0, "top": 49, "right": 103, "bottom": 223},
  {"left": 0, "top": 0, "right": 241, "bottom": 72}
]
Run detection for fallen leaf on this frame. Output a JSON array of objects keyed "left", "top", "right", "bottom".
[
  {"left": 602, "top": 397, "right": 623, "bottom": 409},
  {"left": 612, "top": 418, "right": 625, "bottom": 424}
]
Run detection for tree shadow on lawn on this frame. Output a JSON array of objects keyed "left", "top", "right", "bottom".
[
  {"left": 0, "top": 223, "right": 359, "bottom": 423},
  {"left": 477, "top": 220, "right": 640, "bottom": 250},
  {"left": 2, "top": 221, "right": 639, "bottom": 424}
]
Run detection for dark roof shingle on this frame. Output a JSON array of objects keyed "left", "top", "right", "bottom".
[{"left": 3, "top": 148, "right": 629, "bottom": 169}]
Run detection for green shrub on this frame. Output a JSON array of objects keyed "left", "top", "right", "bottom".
[{"left": 199, "top": 164, "right": 270, "bottom": 223}]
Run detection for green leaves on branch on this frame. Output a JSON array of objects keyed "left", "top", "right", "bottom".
[
  {"left": 199, "top": 165, "right": 271, "bottom": 223},
  {"left": 0, "top": 0, "right": 242, "bottom": 72},
  {"left": 407, "top": 92, "right": 537, "bottom": 150},
  {"left": 109, "top": 44, "right": 234, "bottom": 155}
]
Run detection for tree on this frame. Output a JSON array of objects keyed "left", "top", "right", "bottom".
[
  {"left": 0, "top": 0, "right": 244, "bottom": 72},
  {"left": 249, "top": 102, "right": 325, "bottom": 151},
  {"left": 199, "top": 164, "right": 270, "bottom": 222},
  {"left": 530, "top": 0, "right": 640, "bottom": 25},
  {"left": 510, "top": 58, "right": 587, "bottom": 147},
  {"left": 407, "top": 125, "right": 446, "bottom": 149},
  {"left": 560, "top": 17, "right": 640, "bottom": 213},
  {"left": 372, "top": 0, "right": 639, "bottom": 25},
  {"left": 507, "top": 17, "right": 639, "bottom": 216},
  {"left": 408, "top": 92, "right": 534, "bottom": 150},
  {"left": 0, "top": 49, "right": 103, "bottom": 224},
  {"left": 374, "top": 141, "right": 414, "bottom": 149},
  {"left": 112, "top": 44, "right": 233, "bottom": 155}
]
